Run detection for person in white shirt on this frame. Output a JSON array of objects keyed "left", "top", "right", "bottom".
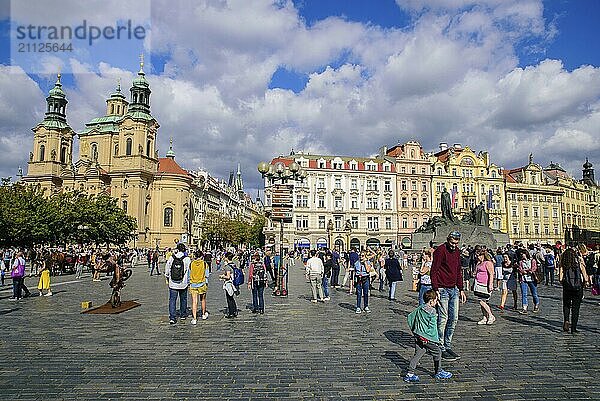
[
  {"left": 165, "top": 243, "right": 191, "bottom": 324},
  {"left": 305, "top": 249, "right": 325, "bottom": 303}
]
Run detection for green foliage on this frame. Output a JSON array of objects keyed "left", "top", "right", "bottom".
[
  {"left": 200, "top": 212, "right": 265, "bottom": 247},
  {"left": 0, "top": 183, "right": 136, "bottom": 247}
]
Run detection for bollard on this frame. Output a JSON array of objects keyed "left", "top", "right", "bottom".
[{"left": 81, "top": 301, "right": 93, "bottom": 309}]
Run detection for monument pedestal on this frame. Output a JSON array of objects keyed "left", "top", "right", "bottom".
[{"left": 412, "top": 223, "right": 509, "bottom": 250}]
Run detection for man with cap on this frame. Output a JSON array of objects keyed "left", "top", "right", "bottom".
[
  {"left": 431, "top": 231, "right": 466, "bottom": 361},
  {"left": 165, "top": 243, "right": 191, "bottom": 325}
]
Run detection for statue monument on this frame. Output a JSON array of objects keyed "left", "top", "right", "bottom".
[{"left": 413, "top": 190, "right": 508, "bottom": 249}]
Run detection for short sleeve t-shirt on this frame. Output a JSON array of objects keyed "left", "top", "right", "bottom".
[{"left": 190, "top": 259, "right": 207, "bottom": 287}]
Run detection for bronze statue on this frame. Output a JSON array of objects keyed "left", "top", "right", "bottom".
[
  {"left": 440, "top": 187, "right": 454, "bottom": 221},
  {"left": 95, "top": 254, "right": 132, "bottom": 307}
]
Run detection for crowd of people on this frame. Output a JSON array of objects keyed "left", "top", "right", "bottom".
[{"left": 2, "top": 235, "right": 599, "bottom": 383}]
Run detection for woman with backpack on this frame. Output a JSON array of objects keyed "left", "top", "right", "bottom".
[
  {"left": 559, "top": 247, "right": 590, "bottom": 333},
  {"left": 248, "top": 252, "right": 267, "bottom": 314},
  {"left": 219, "top": 252, "right": 237, "bottom": 318},
  {"left": 518, "top": 250, "right": 540, "bottom": 315}
]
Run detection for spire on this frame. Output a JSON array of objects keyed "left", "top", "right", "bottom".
[
  {"left": 43, "top": 72, "right": 69, "bottom": 126},
  {"left": 139, "top": 53, "right": 145, "bottom": 74},
  {"left": 166, "top": 137, "right": 176, "bottom": 159},
  {"left": 128, "top": 54, "right": 152, "bottom": 117}
]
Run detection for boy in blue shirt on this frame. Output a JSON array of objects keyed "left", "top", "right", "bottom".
[{"left": 405, "top": 289, "right": 453, "bottom": 382}]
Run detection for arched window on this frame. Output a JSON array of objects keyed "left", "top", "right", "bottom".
[
  {"left": 60, "top": 147, "right": 67, "bottom": 163},
  {"left": 122, "top": 200, "right": 128, "bottom": 212},
  {"left": 133, "top": 93, "right": 138, "bottom": 103},
  {"left": 114, "top": 144, "right": 119, "bottom": 156},
  {"left": 164, "top": 207, "right": 173, "bottom": 227},
  {"left": 126, "top": 138, "right": 132, "bottom": 156},
  {"left": 91, "top": 143, "right": 98, "bottom": 161},
  {"left": 111, "top": 104, "right": 115, "bottom": 114},
  {"left": 39, "top": 145, "right": 45, "bottom": 161},
  {"left": 146, "top": 140, "right": 151, "bottom": 157}
]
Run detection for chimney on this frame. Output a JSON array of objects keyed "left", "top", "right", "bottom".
[{"left": 439, "top": 142, "right": 448, "bottom": 151}]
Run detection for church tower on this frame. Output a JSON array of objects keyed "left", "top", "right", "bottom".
[
  {"left": 583, "top": 158, "right": 595, "bottom": 184},
  {"left": 24, "top": 74, "right": 75, "bottom": 193}
]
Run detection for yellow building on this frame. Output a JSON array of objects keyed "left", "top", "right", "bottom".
[
  {"left": 503, "top": 157, "right": 564, "bottom": 245},
  {"left": 545, "top": 161, "right": 598, "bottom": 245},
  {"left": 430, "top": 143, "right": 507, "bottom": 232},
  {"left": 23, "top": 65, "right": 194, "bottom": 248}
]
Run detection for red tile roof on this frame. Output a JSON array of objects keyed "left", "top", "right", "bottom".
[{"left": 158, "top": 157, "right": 190, "bottom": 176}]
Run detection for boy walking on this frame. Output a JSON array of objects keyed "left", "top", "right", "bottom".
[{"left": 405, "top": 289, "right": 453, "bottom": 383}]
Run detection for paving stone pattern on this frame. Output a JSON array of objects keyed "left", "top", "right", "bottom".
[{"left": 0, "top": 261, "right": 598, "bottom": 400}]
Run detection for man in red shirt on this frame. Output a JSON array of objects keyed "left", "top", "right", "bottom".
[{"left": 431, "top": 231, "right": 467, "bottom": 361}]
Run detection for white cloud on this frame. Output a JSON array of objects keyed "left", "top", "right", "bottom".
[{"left": 2, "top": 0, "right": 599, "bottom": 188}]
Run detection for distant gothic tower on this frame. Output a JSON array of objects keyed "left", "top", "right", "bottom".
[{"left": 582, "top": 158, "right": 595, "bottom": 184}]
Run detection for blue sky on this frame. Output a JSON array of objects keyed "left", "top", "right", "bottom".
[{"left": 0, "top": 0, "right": 599, "bottom": 187}]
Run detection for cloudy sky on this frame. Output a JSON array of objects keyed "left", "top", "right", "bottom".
[{"left": 0, "top": 0, "right": 599, "bottom": 194}]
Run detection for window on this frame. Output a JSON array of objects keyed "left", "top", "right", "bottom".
[
  {"left": 350, "top": 179, "right": 358, "bottom": 190},
  {"left": 351, "top": 216, "right": 358, "bottom": 229},
  {"left": 367, "top": 180, "right": 378, "bottom": 191},
  {"left": 412, "top": 197, "right": 417, "bottom": 208},
  {"left": 39, "top": 145, "right": 45, "bottom": 161},
  {"left": 114, "top": 144, "right": 119, "bottom": 156},
  {"left": 401, "top": 166, "right": 406, "bottom": 173},
  {"left": 350, "top": 162, "right": 357, "bottom": 170},
  {"left": 385, "top": 217, "right": 392, "bottom": 230},
  {"left": 164, "top": 207, "right": 173, "bottom": 227},
  {"left": 411, "top": 167, "right": 416, "bottom": 174},
  {"left": 411, "top": 181, "right": 417, "bottom": 191},
  {"left": 334, "top": 197, "right": 342, "bottom": 210},
  {"left": 524, "top": 225, "right": 529, "bottom": 235},
  {"left": 318, "top": 216, "right": 325, "bottom": 229},
  {"left": 552, "top": 208, "right": 558, "bottom": 218},
  {"left": 544, "top": 225, "right": 549, "bottom": 235},
  {"left": 452, "top": 168, "right": 457, "bottom": 177},
  {"left": 422, "top": 181, "right": 427, "bottom": 191},
  {"left": 422, "top": 198, "right": 428, "bottom": 209},
  {"left": 513, "top": 225, "right": 518, "bottom": 234},
  {"left": 436, "top": 183, "right": 443, "bottom": 193},
  {"left": 334, "top": 216, "right": 342, "bottom": 230},
  {"left": 402, "top": 217, "right": 408, "bottom": 229},
  {"left": 332, "top": 161, "right": 343, "bottom": 169},
  {"left": 413, "top": 218, "right": 418, "bottom": 228},
  {"left": 367, "top": 217, "right": 379, "bottom": 230},
  {"left": 145, "top": 201, "right": 149, "bottom": 215},
  {"left": 421, "top": 168, "right": 426, "bottom": 174},
  {"left": 126, "top": 138, "right": 132, "bottom": 156},
  {"left": 334, "top": 178, "right": 341, "bottom": 189},
  {"left": 296, "top": 195, "right": 308, "bottom": 208},
  {"left": 367, "top": 197, "right": 378, "bottom": 209},
  {"left": 384, "top": 180, "right": 391, "bottom": 192},
  {"left": 533, "top": 207, "right": 539, "bottom": 218},
  {"left": 60, "top": 147, "right": 67, "bottom": 163},
  {"left": 122, "top": 200, "right": 128, "bottom": 212},
  {"left": 384, "top": 164, "right": 391, "bottom": 172},
  {"left": 534, "top": 224, "right": 539, "bottom": 235},
  {"left": 554, "top": 225, "right": 559, "bottom": 235},
  {"left": 384, "top": 199, "right": 391, "bottom": 210},
  {"left": 146, "top": 140, "right": 151, "bottom": 157},
  {"left": 401, "top": 180, "right": 407, "bottom": 191},
  {"left": 523, "top": 207, "right": 529, "bottom": 217},
  {"left": 318, "top": 196, "right": 325, "bottom": 208},
  {"left": 366, "top": 163, "right": 376, "bottom": 171},
  {"left": 351, "top": 197, "right": 358, "bottom": 209},
  {"left": 318, "top": 160, "right": 326, "bottom": 168},
  {"left": 296, "top": 215, "right": 308, "bottom": 230},
  {"left": 317, "top": 178, "right": 325, "bottom": 189},
  {"left": 437, "top": 168, "right": 442, "bottom": 176},
  {"left": 401, "top": 197, "right": 407, "bottom": 208}
]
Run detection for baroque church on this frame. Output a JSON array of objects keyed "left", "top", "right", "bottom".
[{"left": 23, "top": 60, "right": 199, "bottom": 248}]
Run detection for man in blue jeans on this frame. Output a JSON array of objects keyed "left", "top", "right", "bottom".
[
  {"left": 165, "top": 243, "right": 191, "bottom": 325},
  {"left": 431, "top": 231, "right": 467, "bottom": 361}
]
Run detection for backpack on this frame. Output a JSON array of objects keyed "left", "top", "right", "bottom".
[
  {"left": 563, "top": 267, "right": 582, "bottom": 291},
  {"left": 544, "top": 253, "right": 555, "bottom": 268},
  {"left": 252, "top": 261, "right": 267, "bottom": 284},
  {"left": 233, "top": 265, "right": 244, "bottom": 286},
  {"left": 171, "top": 256, "right": 185, "bottom": 281},
  {"left": 584, "top": 253, "right": 597, "bottom": 276}
]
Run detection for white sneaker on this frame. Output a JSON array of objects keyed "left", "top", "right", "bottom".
[
  {"left": 190, "top": 319, "right": 197, "bottom": 325},
  {"left": 477, "top": 317, "right": 488, "bottom": 325},
  {"left": 311, "top": 299, "right": 318, "bottom": 303},
  {"left": 355, "top": 308, "right": 362, "bottom": 314},
  {"left": 364, "top": 307, "right": 371, "bottom": 313},
  {"left": 323, "top": 296, "right": 331, "bottom": 301},
  {"left": 44, "top": 291, "right": 53, "bottom": 297},
  {"left": 202, "top": 312, "right": 209, "bottom": 320}
]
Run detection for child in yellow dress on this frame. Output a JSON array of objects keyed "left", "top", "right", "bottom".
[{"left": 38, "top": 259, "right": 52, "bottom": 296}]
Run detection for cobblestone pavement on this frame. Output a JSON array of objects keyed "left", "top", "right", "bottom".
[{"left": 1, "top": 261, "right": 598, "bottom": 400}]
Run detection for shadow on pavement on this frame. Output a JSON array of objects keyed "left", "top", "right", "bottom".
[
  {"left": 382, "top": 350, "right": 410, "bottom": 371},
  {"left": 0, "top": 308, "right": 19, "bottom": 315},
  {"left": 502, "top": 314, "right": 562, "bottom": 333},
  {"left": 383, "top": 330, "right": 414, "bottom": 349},
  {"left": 338, "top": 302, "right": 356, "bottom": 311},
  {"left": 390, "top": 307, "right": 409, "bottom": 317}
]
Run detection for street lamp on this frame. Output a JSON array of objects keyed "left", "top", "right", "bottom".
[
  {"left": 327, "top": 219, "right": 334, "bottom": 250},
  {"left": 257, "top": 159, "right": 306, "bottom": 297}
]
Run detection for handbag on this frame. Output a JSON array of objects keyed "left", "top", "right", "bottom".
[{"left": 473, "top": 280, "right": 490, "bottom": 297}]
